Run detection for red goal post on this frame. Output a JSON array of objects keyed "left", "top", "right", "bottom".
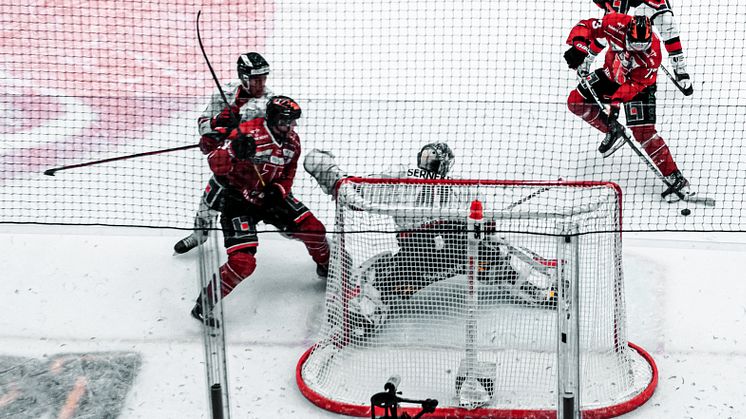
[{"left": 297, "top": 178, "right": 657, "bottom": 418}]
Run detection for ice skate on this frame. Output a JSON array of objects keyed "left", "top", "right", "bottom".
[
  {"left": 598, "top": 121, "right": 626, "bottom": 157},
  {"left": 173, "top": 231, "right": 207, "bottom": 255},
  {"left": 662, "top": 170, "right": 692, "bottom": 203},
  {"left": 191, "top": 300, "right": 220, "bottom": 328}
]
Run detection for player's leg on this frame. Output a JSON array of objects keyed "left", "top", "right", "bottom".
[
  {"left": 191, "top": 200, "right": 260, "bottom": 326},
  {"left": 567, "top": 69, "right": 619, "bottom": 134},
  {"left": 174, "top": 176, "right": 225, "bottom": 254},
  {"left": 625, "top": 85, "right": 691, "bottom": 200},
  {"left": 303, "top": 149, "right": 348, "bottom": 196},
  {"left": 265, "top": 194, "right": 330, "bottom": 277}
]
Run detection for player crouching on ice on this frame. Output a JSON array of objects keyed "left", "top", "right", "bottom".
[
  {"left": 304, "top": 143, "right": 558, "bottom": 338},
  {"left": 564, "top": 12, "right": 692, "bottom": 202}
]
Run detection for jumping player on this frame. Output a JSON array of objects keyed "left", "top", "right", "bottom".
[
  {"left": 564, "top": 12, "right": 692, "bottom": 201},
  {"left": 590, "top": 0, "right": 693, "bottom": 96}
]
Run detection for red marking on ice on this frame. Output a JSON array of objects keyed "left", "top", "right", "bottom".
[{"left": 0, "top": 1, "right": 275, "bottom": 181}]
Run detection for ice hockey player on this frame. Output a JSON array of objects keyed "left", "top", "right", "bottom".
[
  {"left": 564, "top": 12, "right": 691, "bottom": 201},
  {"left": 304, "top": 143, "right": 558, "bottom": 338},
  {"left": 590, "top": 0, "right": 693, "bottom": 96},
  {"left": 191, "top": 96, "right": 331, "bottom": 326},
  {"left": 174, "top": 52, "right": 274, "bottom": 255}
]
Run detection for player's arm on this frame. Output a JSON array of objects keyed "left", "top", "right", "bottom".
[
  {"left": 652, "top": 10, "right": 692, "bottom": 92},
  {"left": 564, "top": 18, "right": 605, "bottom": 73},
  {"left": 207, "top": 125, "right": 256, "bottom": 176},
  {"left": 637, "top": 1, "right": 692, "bottom": 93},
  {"left": 268, "top": 139, "right": 300, "bottom": 202},
  {"left": 198, "top": 84, "right": 241, "bottom": 154}
]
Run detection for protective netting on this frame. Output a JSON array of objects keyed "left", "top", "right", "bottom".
[
  {"left": 0, "top": 1, "right": 744, "bottom": 231},
  {"left": 298, "top": 179, "right": 655, "bottom": 417}
]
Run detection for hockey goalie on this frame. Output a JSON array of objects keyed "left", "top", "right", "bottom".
[{"left": 304, "top": 145, "right": 559, "bottom": 339}]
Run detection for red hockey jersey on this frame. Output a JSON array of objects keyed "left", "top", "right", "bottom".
[
  {"left": 208, "top": 117, "right": 300, "bottom": 206},
  {"left": 567, "top": 12, "right": 662, "bottom": 102}
]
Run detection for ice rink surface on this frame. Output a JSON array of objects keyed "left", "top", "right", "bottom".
[
  {"left": 2, "top": 0, "right": 746, "bottom": 417},
  {"left": 1, "top": 228, "right": 745, "bottom": 418}
]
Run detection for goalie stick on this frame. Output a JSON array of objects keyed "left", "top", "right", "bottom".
[{"left": 577, "top": 75, "right": 715, "bottom": 207}]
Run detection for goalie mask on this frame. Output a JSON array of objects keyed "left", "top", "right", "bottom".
[
  {"left": 237, "top": 52, "right": 270, "bottom": 88},
  {"left": 416, "top": 142, "right": 454, "bottom": 178}
]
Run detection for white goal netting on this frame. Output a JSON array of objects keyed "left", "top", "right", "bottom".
[{"left": 297, "top": 179, "right": 656, "bottom": 418}]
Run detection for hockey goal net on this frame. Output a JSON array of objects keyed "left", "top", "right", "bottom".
[{"left": 297, "top": 178, "right": 656, "bottom": 418}]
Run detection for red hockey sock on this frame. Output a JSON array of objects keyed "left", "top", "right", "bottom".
[
  {"left": 567, "top": 89, "right": 609, "bottom": 133},
  {"left": 631, "top": 126, "right": 679, "bottom": 176}
]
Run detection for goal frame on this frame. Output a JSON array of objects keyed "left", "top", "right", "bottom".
[{"left": 296, "top": 178, "right": 658, "bottom": 418}]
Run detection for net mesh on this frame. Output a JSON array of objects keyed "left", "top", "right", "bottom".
[
  {"left": 299, "top": 179, "right": 654, "bottom": 414},
  {"left": 1, "top": 1, "right": 744, "bottom": 231}
]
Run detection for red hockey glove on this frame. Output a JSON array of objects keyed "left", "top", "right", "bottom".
[
  {"left": 199, "top": 133, "right": 222, "bottom": 155},
  {"left": 564, "top": 39, "right": 590, "bottom": 70},
  {"left": 210, "top": 104, "right": 240, "bottom": 129},
  {"left": 208, "top": 148, "right": 232, "bottom": 176}
]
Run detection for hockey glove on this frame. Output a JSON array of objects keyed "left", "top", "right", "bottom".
[
  {"left": 564, "top": 40, "right": 590, "bottom": 70},
  {"left": 210, "top": 104, "right": 240, "bottom": 129},
  {"left": 230, "top": 132, "right": 256, "bottom": 160},
  {"left": 577, "top": 51, "right": 597, "bottom": 77},
  {"left": 199, "top": 128, "right": 229, "bottom": 155},
  {"left": 669, "top": 52, "right": 693, "bottom": 96},
  {"left": 265, "top": 182, "right": 289, "bottom": 205},
  {"left": 208, "top": 148, "right": 232, "bottom": 176}
]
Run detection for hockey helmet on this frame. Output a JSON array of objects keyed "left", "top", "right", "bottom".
[
  {"left": 237, "top": 52, "right": 270, "bottom": 85},
  {"left": 265, "top": 96, "right": 302, "bottom": 126},
  {"left": 626, "top": 15, "right": 653, "bottom": 52},
  {"left": 416, "top": 142, "right": 454, "bottom": 178}
]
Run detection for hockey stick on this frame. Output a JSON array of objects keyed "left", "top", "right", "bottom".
[
  {"left": 504, "top": 186, "right": 552, "bottom": 211},
  {"left": 660, "top": 64, "right": 694, "bottom": 96},
  {"left": 196, "top": 10, "right": 265, "bottom": 187},
  {"left": 504, "top": 178, "right": 565, "bottom": 211},
  {"left": 43, "top": 144, "right": 198, "bottom": 176},
  {"left": 578, "top": 75, "right": 715, "bottom": 207}
]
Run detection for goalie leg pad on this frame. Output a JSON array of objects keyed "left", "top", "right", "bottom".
[{"left": 303, "top": 149, "right": 348, "bottom": 196}]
